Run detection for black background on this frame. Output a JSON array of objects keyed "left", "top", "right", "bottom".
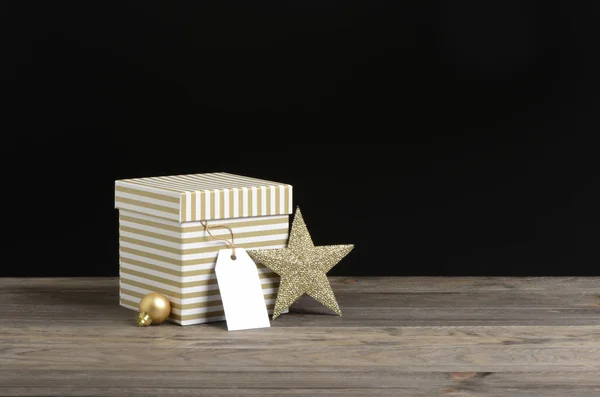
[{"left": 2, "top": 2, "right": 599, "bottom": 276}]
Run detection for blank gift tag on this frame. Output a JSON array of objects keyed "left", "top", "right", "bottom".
[{"left": 215, "top": 248, "right": 271, "bottom": 331}]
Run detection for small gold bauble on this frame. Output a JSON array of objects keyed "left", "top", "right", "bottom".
[{"left": 137, "top": 292, "right": 171, "bottom": 326}]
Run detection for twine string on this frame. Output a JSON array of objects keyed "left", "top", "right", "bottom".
[{"left": 201, "top": 221, "right": 237, "bottom": 260}]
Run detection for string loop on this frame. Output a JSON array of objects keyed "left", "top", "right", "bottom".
[{"left": 201, "top": 221, "right": 237, "bottom": 260}]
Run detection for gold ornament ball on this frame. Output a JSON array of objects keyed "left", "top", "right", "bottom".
[{"left": 137, "top": 292, "right": 171, "bottom": 326}]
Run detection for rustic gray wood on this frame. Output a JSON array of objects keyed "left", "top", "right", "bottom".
[{"left": 0, "top": 277, "right": 599, "bottom": 396}]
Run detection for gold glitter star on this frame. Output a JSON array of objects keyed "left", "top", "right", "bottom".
[{"left": 247, "top": 207, "right": 354, "bottom": 320}]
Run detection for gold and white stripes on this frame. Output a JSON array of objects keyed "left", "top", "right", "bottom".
[
  {"left": 115, "top": 172, "right": 293, "bottom": 223},
  {"left": 115, "top": 172, "right": 293, "bottom": 325},
  {"left": 118, "top": 210, "right": 289, "bottom": 325}
]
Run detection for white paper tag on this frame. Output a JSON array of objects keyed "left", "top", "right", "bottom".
[{"left": 215, "top": 248, "right": 271, "bottom": 331}]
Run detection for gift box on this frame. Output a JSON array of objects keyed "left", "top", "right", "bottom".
[{"left": 115, "top": 172, "right": 293, "bottom": 325}]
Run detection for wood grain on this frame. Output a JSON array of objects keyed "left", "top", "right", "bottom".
[{"left": 0, "top": 277, "right": 599, "bottom": 396}]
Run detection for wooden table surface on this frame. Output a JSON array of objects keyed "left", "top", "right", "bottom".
[{"left": 1, "top": 277, "right": 599, "bottom": 396}]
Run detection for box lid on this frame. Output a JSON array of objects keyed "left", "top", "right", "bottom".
[{"left": 115, "top": 172, "right": 293, "bottom": 223}]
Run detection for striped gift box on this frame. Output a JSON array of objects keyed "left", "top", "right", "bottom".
[{"left": 115, "top": 172, "right": 293, "bottom": 325}]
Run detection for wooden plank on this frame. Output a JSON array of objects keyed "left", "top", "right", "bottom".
[
  {"left": 0, "top": 277, "right": 599, "bottom": 397},
  {"left": 1, "top": 324, "right": 599, "bottom": 348},
  {"left": 2, "top": 343, "right": 600, "bottom": 371},
  {"left": 1, "top": 277, "right": 599, "bottom": 326},
  {"left": 2, "top": 372, "right": 600, "bottom": 397},
  {"left": 1, "top": 276, "right": 599, "bottom": 292}
]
